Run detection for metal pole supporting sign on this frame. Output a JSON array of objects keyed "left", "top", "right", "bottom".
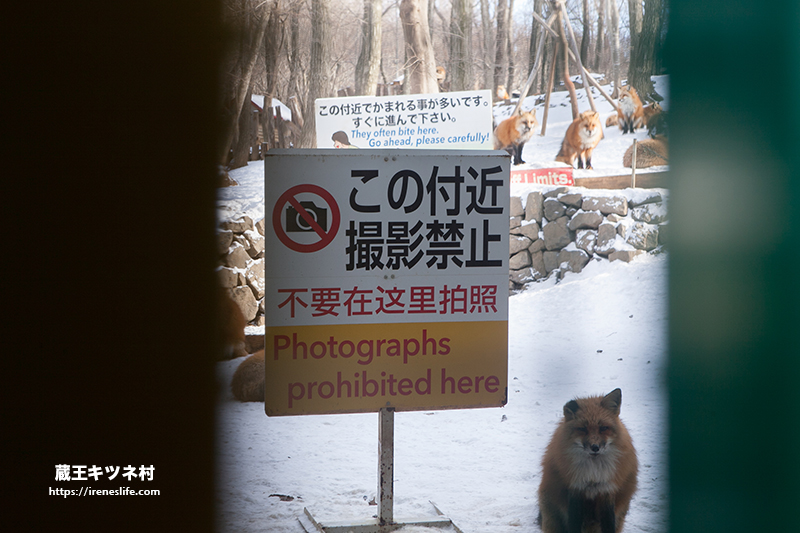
[
  {"left": 267, "top": 149, "right": 509, "bottom": 533},
  {"left": 299, "top": 408, "right": 462, "bottom": 533}
]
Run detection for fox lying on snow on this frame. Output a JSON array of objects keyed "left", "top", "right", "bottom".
[
  {"left": 538, "top": 388, "right": 638, "bottom": 533},
  {"left": 231, "top": 350, "right": 265, "bottom": 402}
]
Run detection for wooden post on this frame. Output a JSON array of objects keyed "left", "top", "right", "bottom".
[
  {"left": 557, "top": 0, "right": 596, "bottom": 112},
  {"left": 555, "top": 4, "right": 579, "bottom": 119},
  {"left": 275, "top": 107, "right": 286, "bottom": 149},
  {"left": 540, "top": 45, "right": 559, "bottom": 136},
  {"left": 259, "top": 103, "right": 269, "bottom": 154},
  {"left": 249, "top": 110, "right": 260, "bottom": 161},
  {"left": 511, "top": 12, "right": 557, "bottom": 118},
  {"left": 264, "top": 108, "right": 274, "bottom": 152},
  {"left": 631, "top": 139, "right": 638, "bottom": 188},
  {"left": 531, "top": 7, "right": 617, "bottom": 110}
]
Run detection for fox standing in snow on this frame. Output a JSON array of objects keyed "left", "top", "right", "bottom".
[
  {"left": 538, "top": 388, "right": 638, "bottom": 533},
  {"left": 555, "top": 110, "right": 603, "bottom": 170},
  {"left": 493, "top": 110, "right": 539, "bottom": 165},
  {"left": 616, "top": 86, "right": 644, "bottom": 134}
]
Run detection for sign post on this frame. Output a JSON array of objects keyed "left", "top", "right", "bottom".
[{"left": 265, "top": 149, "right": 509, "bottom": 531}]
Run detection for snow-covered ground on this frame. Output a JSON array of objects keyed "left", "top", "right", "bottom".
[
  {"left": 216, "top": 255, "right": 668, "bottom": 533},
  {"left": 493, "top": 75, "right": 668, "bottom": 176},
  {"left": 216, "top": 77, "right": 669, "bottom": 532}
]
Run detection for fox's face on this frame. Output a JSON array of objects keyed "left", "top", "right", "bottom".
[
  {"left": 619, "top": 86, "right": 638, "bottom": 102},
  {"left": 515, "top": 111, "right": 538, "bottom": 142},
  {"left": 578, "top": 111, "right": 601, "bottom": 140},
  {"left": 565, "top": 408, "right": 618, "bottom": 457},
  {"left": 560, "top": 389, "right": 624, "bottom": 492}
]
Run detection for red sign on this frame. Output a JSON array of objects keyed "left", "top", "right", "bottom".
[
  {"left": 510, "top": 167, "right": 573, "bottom": 186},
  {"left": 272, "top": 184, "right": 341, "bottom": 253}
]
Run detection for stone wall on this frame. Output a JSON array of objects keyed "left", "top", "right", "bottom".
[
  {"left": 217, "top": 186, "right": 668, "bottom": 325},
  {"left": 217, "top": 216, "right": 266, "bottom": 327},
  {"left": 508, "top": 186, "right": 668, "bottom": 291}
]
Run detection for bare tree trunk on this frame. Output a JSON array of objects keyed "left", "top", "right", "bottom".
[
  {"left": 399, "top": 0, "right": 439, "bottom": 94},
  {"left": 628, "top": 0, "right": 662, "bottom": 100},
  {"left": 580, "top": 0, "right": 591, "bottom": 67},
  {"left": 220, "top": 4, "right": 270, "bottom": 167},
  {"left": 355, "top": 0, "right": 382, "bottom": 96},
  {"left": 298, "top": 0, "right": 332, "bottom": 147},
  {"left": 428, "top": 0, "right": 436, "bottom": 49},
  {"left": 627, "top": 0, "right": 643, "bottom": 81},
  {"left": 506, "top": 0, "right": 516, "bottom": 92},
  {"left": 480, "top": 0, "right": 494, "bottom": 91},
  {"left": 527, "top": 0, "right": 545, "bottom": 95},
  {"left": 514, "top": 10, "right": 555, "bottom": 116},
  {"left": 594, "top": 0, "right": 606, "bottom": 72},
  {"left": 493, "top": 0, "right": 509, "bottom": 91},
  {"left": 263, "top": 0, "right": 284, "bottom": 106},
  {"left": 230, "top": 84, "right": 256, "bottom": 167},
  {"left": 449, "top": 0, "right": 473, "bottom": 91},
  {"left": 608, "top": 0, "right": 621, "bottom": 97},
  {"left": 287, "top": 0, "right": 303, "bottom": 102}
]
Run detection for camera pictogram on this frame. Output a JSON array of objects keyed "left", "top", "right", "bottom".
[{"left": 285, "top": 201, "right": 328, "bottom": 232}]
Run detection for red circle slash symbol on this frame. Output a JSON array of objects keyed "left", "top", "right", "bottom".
[{"left": 273, "top": 184, "right": 340, "bottom": 253}]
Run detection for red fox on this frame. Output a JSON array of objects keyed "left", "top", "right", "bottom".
[
  {"left": 623, "top": 137, "right": 668, "bottom": 168},
  {"left": 642, "top": 102, "right": 662, "bottom": 127},
  {"left": 495, "top": 85, "right": 510, "bottom": 101},
  {"left": 617, "top": 86, "right": 644, "bottom": 134},
  {"left": 220, "top": 291, "right": 247, "bottom": 359},
  {"left": 493, "top": 110, "right": 538, "bottom": 165},
  {"left": 555, "top": 110, "right": 603, "bottom": 169},
  {"left": 538, "top": 388, "right": 638, "bottom": 533},
  {"left": 231, "top": 349, "right": 265, "bottom": 402}
]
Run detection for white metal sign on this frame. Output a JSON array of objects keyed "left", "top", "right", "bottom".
[
  {"left": 264, "top": 149, "right": 509, "bottom": 416},
  {"left": 315, "top": 90, "right": 493, "bottom": 150}
]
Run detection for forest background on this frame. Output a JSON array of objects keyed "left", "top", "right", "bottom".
[{"left": 221, "top": 0, "right": 668, "bottom": 167}]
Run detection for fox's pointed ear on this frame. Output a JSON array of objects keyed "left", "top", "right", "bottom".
[
  {"left": 563, "top": 400, "right": 580, "bottom": 420},
  {"left": 601, "top": 388, "right": 622, "bottom": 415}
]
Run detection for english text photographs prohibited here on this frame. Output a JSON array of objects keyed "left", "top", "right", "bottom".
[{"left": 272, "top": 184, "right": 341, "bottom": 253}]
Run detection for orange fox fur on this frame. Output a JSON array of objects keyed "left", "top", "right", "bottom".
[
  {"left": 642, "top": 102, "right": 662, "bottom": 127},
  {"left": 605, "top": 113, "right": 618, "bottom": 128},
  {"left": 220, "top": 291, "right": 247, "bottom": 359},
  {"left": 616, "top": 86, "right": 644, "bottom": 134},
  {"left": 623, "top": 137, "right": 668, "bottom": 168},
  {"left": 231, "top": 350, "right": 265, "bottom": 402},
  {"left": 493, "top": 110, "right": 538, "bottom": 165},
  {"left": 495, "top": 85, "right": 510, "bottom": 101},
  {"left": 555, "top": 110, "right": 603, "bottom": 170},
  {"left": 538, "top": 389, "right": 638, "bottom": 533}
]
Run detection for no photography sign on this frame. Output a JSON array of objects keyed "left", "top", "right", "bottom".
[
  {"left": 272, "top": 184, "right": 340, "bottom": 253},
  {"left": 264, "top": 149, "right": 509, "bottom": 416}
]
